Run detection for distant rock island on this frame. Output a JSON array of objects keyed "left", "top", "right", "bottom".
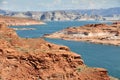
[
  {"left": 0, "top": 7, "right": 120, "bottom": 21},
  {"left": 0, "top": 16, "right": 111, "bottom": 79},
  {"left": 0, "top": 15, "right": 45, "bottom": 26},
  {"left": 13, "top": 28, "right": 36, "bottom": 30},
  {"left": 44, "top": 22, "right": 120, "bottom": 46}
]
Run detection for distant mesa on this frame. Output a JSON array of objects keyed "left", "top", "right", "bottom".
[{"left": 0, "top": 7, "right": 120, "bottom": 21}]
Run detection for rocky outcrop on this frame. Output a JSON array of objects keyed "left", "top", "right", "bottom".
[
  {"left": 34, "top": 11, "right": 104, "bottom": 21},
  {"left": 44, "top": 22, "right": 120, "bottom": 46},
  {"left": 0, "top": 15, "right": 45, "bottom": 26},
  {"left": 39, "top": 11, "right": 84, "bottom": 21},
  {"left": 0, "top": 23, "right": 110, "bottom": 80}
]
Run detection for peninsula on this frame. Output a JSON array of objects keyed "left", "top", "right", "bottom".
[
  {"left": 0, "top": 15, "right": 45, "bottom": 26},
  {"left": 44, "top": 22, "right": 120, "bottom": 46}
]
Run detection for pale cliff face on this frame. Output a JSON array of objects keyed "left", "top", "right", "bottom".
[{"left": 1, "top": 7, "right": 120, "bottom": 21}]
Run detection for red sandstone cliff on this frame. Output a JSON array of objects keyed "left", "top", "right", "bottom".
[{"left": 0, "top": 23, "right": 110, "bottom": 80}]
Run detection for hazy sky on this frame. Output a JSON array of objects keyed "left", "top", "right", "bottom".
[{"left": 0, "top": 0, "right": 120, "bottom": 11}]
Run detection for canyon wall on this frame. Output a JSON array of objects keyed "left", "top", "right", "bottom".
[{"left": 0, "top": 23, "right": 110, "bottom": 80}]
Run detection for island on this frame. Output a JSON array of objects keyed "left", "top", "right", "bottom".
[
  {"left": 44, "top": 22, "right": 120, "bottom": 46},
  {"left": 0, "top": 21, "right": 111, "bottom": 79},
  {"left": 12, "top": 28, "right": 36, "bottom": 30}
]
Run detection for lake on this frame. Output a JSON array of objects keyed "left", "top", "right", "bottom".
[{"left": 11, "top": 21, "right": 120, "bottom": 78}]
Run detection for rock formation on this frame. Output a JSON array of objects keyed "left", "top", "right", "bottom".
[
  {"left": 1, "top": 7, "right": 120, "bottom": 21},
  {"left": 0, "top": 23, "right": 110, "bottom": 80},
  {"left": 0, "top": 15, "right": 45, "bottom": 26},
  {"left": 44, "top": 22, "right": 120, "bottom": 46}
]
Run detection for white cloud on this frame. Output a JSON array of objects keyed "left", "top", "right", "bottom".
[
  {"left": 2, "top": 1, "right": 8, "bottom": 5},
  {"left": 37, "top": 0, "right": 62, "bottom": 10},
  {"left": 55, "top": 0, "right": 61, "bottom": 3},
  {"left": 88, "top": 1, "right": 95, "bottom": 9},
  {"left": 0, "top": 0, "right": 120, "bottom": 11},
  {"left": 71, "top": 0, "right": 80, "bottom": 4}
]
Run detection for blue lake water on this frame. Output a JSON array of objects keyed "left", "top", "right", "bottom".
[{"left": 11, "top": 21, "right": 120, "bottom": 78}]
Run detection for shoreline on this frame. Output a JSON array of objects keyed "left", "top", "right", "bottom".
[
  {"left": 44, "top": 22, "right": 120, "bottom": 46},
  {"left": 44, "top": 37, "right": 120, "bottom": 46},
  {"left": 8, "top": 22, "right": 46, "bottom": 26}
]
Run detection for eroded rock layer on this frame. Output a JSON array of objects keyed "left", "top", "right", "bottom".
[
  {"left": 0, "top": 23, "right": 110, "bottom": 80},
  {"left": 45, "top": 22, "right": 120, "bottom": 46}
]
